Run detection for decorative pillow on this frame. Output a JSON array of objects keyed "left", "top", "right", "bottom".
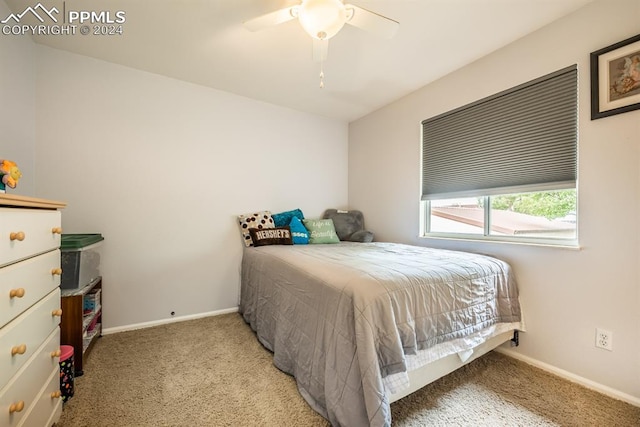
[
  {"left": 288, "top": 216, "right": 309, "bottom": 244},
  {"left": 322, "top": 209, "right": 374, "bottom": 242},
  {"left": 249, "top": 226, "right": 293, "bottom": 246},
  {"left": 302, "top": 218, "right": 340, "bottom": 244},
  {"left": 272, "top": 208, "right": 305, "bottom": 227},
  {"left": 349, "top": 229, "right": 374, "bottom": 243},
  {"left": 238, "top": 211, "right": 274, "bottom": 247}
]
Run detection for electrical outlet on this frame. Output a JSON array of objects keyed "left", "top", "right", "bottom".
[{"left": 595, "top": 328, "right": 613, "bottom": 351}]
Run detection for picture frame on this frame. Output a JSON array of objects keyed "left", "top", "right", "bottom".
[{"left": 590, "top": 33, "right": 640, "bottom": 120}]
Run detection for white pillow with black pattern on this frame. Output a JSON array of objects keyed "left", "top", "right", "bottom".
[{"left": 238, "top": 211, "right": 274, "bottom": 247}]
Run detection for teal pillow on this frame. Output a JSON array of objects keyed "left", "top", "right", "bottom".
[
  {"left": 272, "top": 209, "right": 304, "bottom": 227},
  {"left": 302, "top": 219, "right": 340, "bottom": 244},
  {"left": 289, "top": 216, "right": 309, "bottom": 244}
]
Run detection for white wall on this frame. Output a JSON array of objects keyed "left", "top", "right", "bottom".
[
  {"left": 0, "top": 0, "right": 36, "bottom": 194},
  {"left": 349, "top": 0, "right": 640, "bottom": 403},
  {"left": 34, "top": 46, "right": 348, "bottom": 330}
]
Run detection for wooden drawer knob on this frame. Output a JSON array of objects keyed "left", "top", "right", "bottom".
[
  {"left": 9, "top": 231, "right": 25, "bottom": 241},
  {"left": 11, "top": 344, "right": 27, "bottom": 356},
  {"left": 51, "top": 268, "right": 62, "bottom": 276},
  {"left": 51, "top": 308, "right": 63, "bottom": 317},
  {"left": 50, "top": 391, "right": 61, "bottom": 399},
  {"left": 9, "top": 401, "right": 25, "bottom": 414},
  {"left": 51, "top": 227, "right": 63, "bottom": 234},
  {"left": 51, "top": 349, "right": 62, "bottom": 358},
  {"left": 9, "top": 288, "right": 25, "bottom": 298}
]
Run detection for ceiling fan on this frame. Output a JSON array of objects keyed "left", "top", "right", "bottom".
[{"left": 243, "top": 0, "right": 399, "bottom": 88}]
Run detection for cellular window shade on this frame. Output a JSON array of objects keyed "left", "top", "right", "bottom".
[{"left": 421, "top": 65, "right": 577, "bottom": 200}]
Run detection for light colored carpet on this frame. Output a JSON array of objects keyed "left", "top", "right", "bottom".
[{"left": 56, "top": 313, "right": 640, "bottom": 426}]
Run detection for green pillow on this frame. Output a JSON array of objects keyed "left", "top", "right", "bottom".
[{"left": 302, "top": 219, "right": 340, "bottom": 244}]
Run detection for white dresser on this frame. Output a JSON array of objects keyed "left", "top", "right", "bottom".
[{"left": 0, "top": 194, "right": 66, "bottom": 427}]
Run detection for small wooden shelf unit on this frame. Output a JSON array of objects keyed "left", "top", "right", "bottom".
[{"left": 60, "top": 277, "right": 103, "bottom": 376}]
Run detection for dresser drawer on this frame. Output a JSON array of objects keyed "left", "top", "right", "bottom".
[
  {"left": 0, "top": 250, "right": 61, "bottom": 329},
  {"left": 0, "top": 328, "right": 60, "bottom": 427},
  {"left": 0, "top": 208, "right": 61, "bottom": 268},
  {"left": 17, "top": 362, "right": 62, "bottom": 427},
  {"left": 0, "top": 290, "right": 61, "bottom": 387}
]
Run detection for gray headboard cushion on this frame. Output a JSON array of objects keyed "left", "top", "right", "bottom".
[{"left": 322, "top": 209, "right": 374, "bottom": 243}]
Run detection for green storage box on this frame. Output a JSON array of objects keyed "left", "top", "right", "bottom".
[{"left": 60, "top": 234, "right": 104, "bottom": 290}]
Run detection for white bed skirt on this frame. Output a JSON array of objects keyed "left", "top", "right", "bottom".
[{"left": 388, "top": 325, "right": 521, "bottom": 403}]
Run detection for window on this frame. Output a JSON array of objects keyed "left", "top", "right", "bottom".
[
  {"left": 428, "top": 190, "right": 577, "bottom": 242},
  {"left": 421, "top": 66, "right": 578, "bottom": 245}
]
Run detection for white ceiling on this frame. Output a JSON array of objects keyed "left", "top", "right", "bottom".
[{"left": 5, "top": 0, "right": 594, "bottom": 121}]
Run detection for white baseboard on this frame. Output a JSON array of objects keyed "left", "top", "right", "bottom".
[
  {"left": 497, "top": 347, "right": 640, "bottom": 408},
  {"left": 102, "top": 307, "right": 239, "bottom": 335}
]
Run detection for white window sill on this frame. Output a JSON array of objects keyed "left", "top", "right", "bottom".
[{"left": 419, "top": 234, "right": 582, "bottom": 250}]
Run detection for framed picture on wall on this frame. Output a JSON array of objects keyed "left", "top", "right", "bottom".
[{"left": 590, "top": 33, "right": 640, "bottom": 120}]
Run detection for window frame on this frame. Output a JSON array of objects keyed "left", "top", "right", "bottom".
[
  {"left": 419, "top": 65, "right": 579, "bottom": 248},
  {"left": 421, "top": 193, "right": 579, "bottom": 248}
]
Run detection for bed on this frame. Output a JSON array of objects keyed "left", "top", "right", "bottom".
[{"left": 240, "top": 241, "right": 523, "bottom": 427}]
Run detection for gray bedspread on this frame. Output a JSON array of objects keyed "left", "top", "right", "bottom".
[{"left": 240, "top": 242, "right": 521, "bottom": 427}]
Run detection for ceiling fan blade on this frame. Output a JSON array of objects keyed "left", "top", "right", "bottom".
[
  {"left": 313, "top": 38, "right": 328, "bottom": 62},
  {"left": 344, "top": 4, "right": 399, "bottom": 39},
  {"left": 243, "top": 7, "right": 297, "bottom": 32}
]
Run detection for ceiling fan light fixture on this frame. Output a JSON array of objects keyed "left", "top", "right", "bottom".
[
  {"left": 243, "top": 0, "right": 399, "bottom": 88},
  {"left": 297, "top": 0, "right": 347, "bottom": 40}
]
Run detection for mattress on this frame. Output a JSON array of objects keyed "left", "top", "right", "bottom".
[{"left": 240, "top": 242, "right": 522, "bottom": 427}]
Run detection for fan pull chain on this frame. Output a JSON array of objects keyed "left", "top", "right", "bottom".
[{"left": 319, "top": 58, "right": 325, "bottom": 89}]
